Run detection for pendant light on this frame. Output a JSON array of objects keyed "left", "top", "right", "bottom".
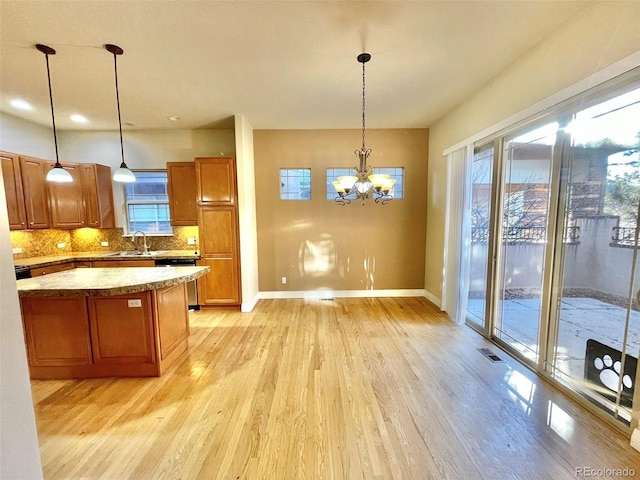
[
  {"left": 37, "top": 44, "right": 73, "bottom": 184},
  {"left": 332, "top": 53, "right": 395, "bottom": 206},
  {"left": 105, "top": 44, "right": 136, "bottom": 183}
]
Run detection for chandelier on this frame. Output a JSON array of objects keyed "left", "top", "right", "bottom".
[{"left": 332, "top": 53, "right": 395, "bottom": 206}]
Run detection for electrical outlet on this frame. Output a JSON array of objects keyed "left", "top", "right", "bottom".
[
  {"left": 127, "top": 299, "right": 142, "bottom": 308},
  {"left": 12, "top": 247, "right": 23, "bottom": 254},
  {"left": 101, "top": 241, "right": 109, "bottom": 247},
  {"left": 281, "top": 276, "right": 287, "bottom": 285},
  {"left": 57, "top": 242, "right": 66, "bottom": 249},
  {"left": 187, "top": 237, "right": 197, "bottom": 245}
]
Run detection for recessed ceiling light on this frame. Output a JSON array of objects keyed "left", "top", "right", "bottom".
[
  {"left": 167, "top": 116, "right": 180, "bottom": 122},
  {"left": 70, "top": 114, "right": 88, "bottom": 123},
  {"left": 11, "top": 99, "right": 33, "bottom": 110}
]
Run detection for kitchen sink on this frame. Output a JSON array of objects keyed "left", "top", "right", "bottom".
[{"left": 104, "top": 250, "right": 168, "bottom": 257}]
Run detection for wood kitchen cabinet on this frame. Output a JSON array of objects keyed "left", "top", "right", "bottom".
[
  {"left": 167, "top": 161, "right": 197, "bottom": 225},
  {"left": 3, "top": 151, "right": 114, "bottom": 230},
  {"left": 196, "top": 257, "right": 239, "bottom": 305},
  {"left": 19, "top": 156, "right": 50, "bottom": 229},
  {"left": 20, "top": 283, "right": 191, "bottom": 379},
  {"left": 47, "top": 161, "right": 86, "bottom": 228},
  {"left": 91, "top": 260, "right": 155, "bottom": 268},
  {"left": 195, "top": 157, "right": 241, "bottom": 306},
  {"left": 1, "top": 152, "right": 27, "bottom": 230},
  {"left": 81, "top": 163, "right": 115, "bottom": 228},
  {"left": 30, "top": 262, "right": 76, "bottom": 277},
  {"left": 197, "top": 206, "right": 240, "bottom": 305},
  {"left": 21, "top": 296, "right": 92, "bottom": 368},
  {"left": 195, "top": 157, "right": 236, "bottom": 206}
]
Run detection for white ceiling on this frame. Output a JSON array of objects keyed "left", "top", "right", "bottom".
[{"left": 0, "top": 1, "right": 594, "bottom": 131}]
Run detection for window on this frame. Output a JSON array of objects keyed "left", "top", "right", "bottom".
[
  {"left": 124, "top": 171, "right": 171, "bottom": 234},
  {"left": 280, "top": 168, "right": 311, "bottom": 200},
  {"left": 326, "top": 167, "right": 404, "bottom": 199}
]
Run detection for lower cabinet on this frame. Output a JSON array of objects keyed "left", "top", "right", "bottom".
[
  {"left": 91, "top": 260, "right": 155, "bottom": 268},
  {"left": 20, "top": 283, "right": 189, "bottom": 379},
  {"left": 30, "top": 262, "right": 76, "bottom": 277},
  {"left": 21, "top": 297, "right": 92, "bottom": 368},
  {"left": 197, "top": 257, "right": 240, "bottom": 305},
  {"left": 88, "top": 292, "right": 156, "bottom": 366}
]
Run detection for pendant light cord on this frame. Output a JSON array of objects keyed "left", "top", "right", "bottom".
[
  {"left": 112, "top": 52, "right": 126, "bottom": 167},
  {"left": 44, "top": 52, "right": 61, "bottom": 165}
]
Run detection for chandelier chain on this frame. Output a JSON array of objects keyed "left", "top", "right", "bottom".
[{"left": 361, "top": 59, "right": 366, "bottom": 151}]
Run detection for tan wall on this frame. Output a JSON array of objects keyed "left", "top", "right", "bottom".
[
  {"left": 425, "top": 1, "right": 640, "bottom": 300},
  {"left": 255, "top": 128, "right": 428, "bottom": 292}
]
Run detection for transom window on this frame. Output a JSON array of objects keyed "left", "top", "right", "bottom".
[
  {"left": 124, "top": 171, "right": 171, "bottom": 234},
  {"left": 326, "top": 167, "right": 404, "bottom": 200},
  {"left": 280, "top": 168, "right": 311, "bottom": 200}
]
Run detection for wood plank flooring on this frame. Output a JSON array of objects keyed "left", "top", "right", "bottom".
[{"left": 31, "top": 298, "right": 640, "bottom": 479}]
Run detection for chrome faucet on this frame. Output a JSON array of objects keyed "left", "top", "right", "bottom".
[{"left": 132, "top": 231, "right": 149, "bottom": 254}]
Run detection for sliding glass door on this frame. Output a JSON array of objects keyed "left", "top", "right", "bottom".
[
  {"left": 549, "top": 87, "right": 640, "bottom": 424},
  {"left": 461, "top": 71, "right": 640, "bottom": 427},
  {"left": 493, "top": 123, "right": 556, "bottom": 364},
  {"left": 466, "top": 144, "right": 494, "bottom": 331}
]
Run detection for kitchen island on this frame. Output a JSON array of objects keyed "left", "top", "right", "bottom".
[{"left": 17, "top": 266, "right": 209, "bottom": 380}]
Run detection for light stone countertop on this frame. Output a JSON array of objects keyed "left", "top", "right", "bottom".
[
  {"left": 16, "top": 266, "right": 210, "bottom": 297},
  {"left": 14, "top": 250, "right": 200, "bottom": 268}
]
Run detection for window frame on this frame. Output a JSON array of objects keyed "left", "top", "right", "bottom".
[
  {"left": 123, "top": 169, "right": 172, "bottom": 235},
  {"left": 280, "top": 168, "right": 312, "bottom": 200}
]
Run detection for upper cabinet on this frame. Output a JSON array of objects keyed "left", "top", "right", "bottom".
[
  {"left": 19, "top": 156, "right": 51, "bottom": 229},
  {"left": 2, "top": 151, "right": 115, "bottom": 230},
  {"left": 167, "top": 162, "right": 197, "bottom": 226},
  {"left": 81, "top": 163, "right": 115, "bottom": 228},
  {"left": 195, "top": 157, "right": 236, "bottom": 206},
  {"left": 1, "top": 152, "right": 27, "bottom": 230},
  {"left": 47, "top": 161, "right": 86, "bottom": 228}
]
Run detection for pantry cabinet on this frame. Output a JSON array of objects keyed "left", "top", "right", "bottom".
[
  {"left": 196, "top": 156, "right": 236, "bottom": 206},
  {"left": 167, "top": 162, "right": 197, "bottom": 226},
  {"left": 195, "top": 157, "right": 241, "bottom": 306}
]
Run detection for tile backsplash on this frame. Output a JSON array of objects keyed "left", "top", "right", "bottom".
[{"left": 11, "top": 226, "right": 199, "bottom": 260}]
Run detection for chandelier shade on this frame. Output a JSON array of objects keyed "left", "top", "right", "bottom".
[
  {"left": 37, "top": 44, "right": 73, "bottom": 184},
  {"left": 106, "top": 44, "right": 136, "bottom": 183},
  {"left": 332, "top": 53, "right": 394, "bottom": 206}
]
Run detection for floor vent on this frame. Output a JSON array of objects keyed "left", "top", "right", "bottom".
[
  {"left": 319, "top": 298, "right": 335, "bottom": 301},
  {"left": 478, "top": 347, "right": 503, "bottom": 363}
]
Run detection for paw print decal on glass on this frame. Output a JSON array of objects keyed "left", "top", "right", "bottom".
[{"left": 593, "top": 354, "right": 633, "bottom": 392}]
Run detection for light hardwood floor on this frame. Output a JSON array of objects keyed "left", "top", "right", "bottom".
[{"left": 32, "top": 298, "right": 639, "bottom": 479}]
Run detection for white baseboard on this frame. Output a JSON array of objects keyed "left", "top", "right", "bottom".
[
  {"left": 241, "top": 294, "right": 260, "bottom": 313},
  {"left": 258, "top": 289, "right": 427, "bottom": 300},
  {"left": 423, "top": 290, "right": 441, "bottom": 308}
]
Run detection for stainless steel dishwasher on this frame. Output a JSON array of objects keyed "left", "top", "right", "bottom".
[{"left": 154, "top": 258, "right": 199, "bottom": 310}]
